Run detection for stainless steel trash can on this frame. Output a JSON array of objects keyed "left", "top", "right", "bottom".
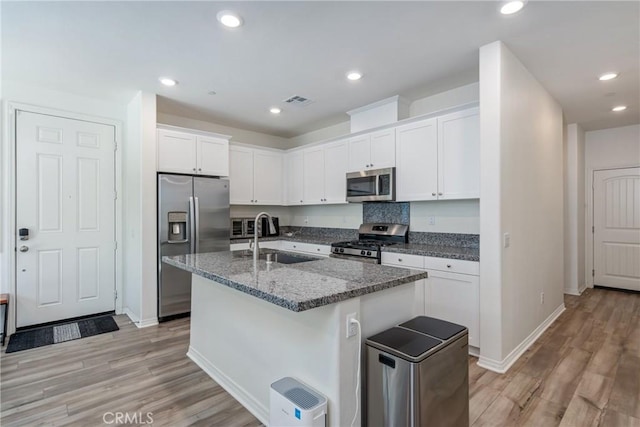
[{"left": 365, "top": 316, "right": 469, "bottom": 427}]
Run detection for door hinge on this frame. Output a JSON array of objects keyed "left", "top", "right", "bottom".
[
  {"left": 114, "top": 191, "right": 118, "bottom": 200},
  {"left": 114, "top": 241, "right": 118, "bottom": 250},
  {"left": 114, "top": 140, "right": 118, "bottom": 151},
  {"left": 592, "top": 269, "right": 595, "bottom": 277},
  {"left": 114, "top": 290, "right": 118, "bottom": 300},
  {"left": 592, "top": 226, "right": 595, "bottom": 233}
]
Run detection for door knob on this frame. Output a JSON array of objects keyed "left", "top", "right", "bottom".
[{"left": 19, "top": 245, "right": 29, "bottom": 252}]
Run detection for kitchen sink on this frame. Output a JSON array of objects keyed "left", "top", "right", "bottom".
[{"left": 232, "top": 249, "right": 319, "bottom": 264}]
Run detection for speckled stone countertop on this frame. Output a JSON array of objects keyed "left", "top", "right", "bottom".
[
  {"left": 380, "top": 243, "right": 479, "bottom": 262},
  {"left": 231, "top": 236, "right": 480, "bottom": 262},
  {"left": 163, "top": 250, "right": 428, "bottom": 312}
]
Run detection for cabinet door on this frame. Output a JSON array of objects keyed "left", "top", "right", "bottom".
[
  {"left": 395, "top": 119, "right": 438, "bottom": 201},
  {"left": 157, "top": 129, "right": 197, "bottom": 174},
  {"left": 348, "top": 135, "right": 371, "bottom": 172},
  {"left": 437, "top": 108, "right": 480, "bottom": 199},
  {"left": 323, "top": 141, "right": 348, "bottom": 204},
  {"left": 197, "top": 136, "right": 229, "bottom": 176},
  {"left": 253, "top": 150, "right": 283, "bottom": 205},
  {"left": 303, "top": 147, "right": 325, "bottom": 204},
  {"left": 425, "top": 270, "right": 479, "bottom": 348},
  {"left": 285, "top": 151, "right": 304, "bottom": 205},
  {"left": 370, "top": 129, "right": 396, "bottom": 169},
  {"left": 229, "top": 147, "right": 254, "bottom": 204}
]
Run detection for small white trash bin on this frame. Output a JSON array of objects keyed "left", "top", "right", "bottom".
[{"left": 270, "top": 377, "right": 327, "bottom": 427}]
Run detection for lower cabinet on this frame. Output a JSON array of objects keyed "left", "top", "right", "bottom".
[
  {"left": 424, "top": 270, "right": 479, "bottom": 348},
  {"left": 381, "top": 252, "right": 480, "bottom": 350}
]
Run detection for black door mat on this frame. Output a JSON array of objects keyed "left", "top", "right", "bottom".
[{"left": 6, "top": 316, "right": 119, "bottom": 353}]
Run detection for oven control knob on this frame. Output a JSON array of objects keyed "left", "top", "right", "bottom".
[
  {"left": 340, "top": 248, "right": 344, "bottom": 253},
  {"left": 360, "top": 250, "right": 366, "bottom": 255},
  {"left": 366, "top": 251, "right": 371, "bottom": 256}
]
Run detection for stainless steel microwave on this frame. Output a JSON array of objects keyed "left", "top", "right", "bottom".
[
  {"left": 230, "top": 217, "right": 279, "bottom": 239},
  {"left": 346, "top": 167, "right": 395, "bottom": 202}
]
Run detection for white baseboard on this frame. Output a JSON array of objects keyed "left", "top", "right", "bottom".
[
  {"left": 187, "top": 346, "right": 269, "bottom": 426},
  {"left": 478, "top": 303, "right": 565, "bottom": 373},
  {"left": 123, "top": 308, "right": 158, "bottom": 328},
  {"left": 578, "top": 282, "right": 587, "bottom": 294},
  {"left": 468, "top": 346, "right": 480, "bottom": 357}
]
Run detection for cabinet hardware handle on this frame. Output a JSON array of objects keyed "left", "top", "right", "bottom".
[
  {"left": 447, "top": 264, "right": 452, "bottom": 268},
  {"left": 432, "top": 192, "right": 436, "bottom": 196},
  {"left": 255, "top": 200, "right": 257, "bottom": 203},
  {"left": 438, "top": 192, "right": 443, "bottom": 196},
  {"left": 193, "top": 168, "right": 196, "bottom": 171},
  {"left": 317, "top": 248, "right": 320, "bottom": 251},
  {"left": 300, "top": 200, "right": 303, "bottom": 203},
  {"left": 398, "top": 258, "right": 403, "bottom": 262},
  {"left": 198, "top": 168, "right": 202, "bottom": 171},
  {"left": 370, "top": 163, "right": 374, "bottom": 167}
]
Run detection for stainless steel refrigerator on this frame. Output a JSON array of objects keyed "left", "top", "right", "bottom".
[{"left": 158, "top": 174, "right": 230, "bottom": 321}]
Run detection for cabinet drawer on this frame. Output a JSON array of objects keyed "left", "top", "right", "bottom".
[
  {"left": 281, "top": 241, "right": 330, "bottom": 256},
  {"left": 381, "top": 253, "right": 425, "bottom": 269},
  {"left": 423, "top": 256, "right": 479, "bottom": 275}
]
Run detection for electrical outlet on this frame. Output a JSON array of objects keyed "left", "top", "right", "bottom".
[
  {"left": 540, "top": 291, "right": 544, "bottom": 304},
  {"left": 428, "top": 216, "right": 436, "bottom": 225},
  {"left": 503, "top": 232, "right": 511, "bottom": 248},
  {"left": 346, "top": 312, "right": 358, "bottom": 338},
  {"left": 304, "top": 216, "right": 309, "bottom": 224}
]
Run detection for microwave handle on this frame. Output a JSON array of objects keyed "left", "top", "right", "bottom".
[{"left": 376, "top": 174, "right": 380, "bottom": 196}]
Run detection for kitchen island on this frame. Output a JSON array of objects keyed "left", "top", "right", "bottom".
[{"left": 163, "top": 250, "right": 428, "bottom": 426}]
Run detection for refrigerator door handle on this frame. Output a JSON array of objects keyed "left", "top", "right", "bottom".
[
  {"left": 189, "top": 196, "right": 196, "bottom": 254},
  {"left": 194, "top": 196, "right": 200, "bottom": 253}
]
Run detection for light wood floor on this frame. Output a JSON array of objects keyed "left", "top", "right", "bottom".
[{"left": 1, "top": 287, "right": 638, "bottom": 426}]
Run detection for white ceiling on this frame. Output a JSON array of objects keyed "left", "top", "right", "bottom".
[{"left": 2, "top": 1, "right": 638, "bottom": 138}]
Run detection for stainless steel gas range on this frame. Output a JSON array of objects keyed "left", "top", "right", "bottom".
[{"left": 330, "top": 223, "right": 408, "bottom": 264}]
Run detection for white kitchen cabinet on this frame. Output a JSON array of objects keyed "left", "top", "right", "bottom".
[
  {"left": 157, "top": 128, "right": 229, "bottom": 176},
  {"left": 395, "top": 118, "right": 439, "bottom": 201},
  {"left": 303, "top": 147, "right": 325, "bottom": 203},
  {"left": 323, "top": 141, "right": 348, "bottom": 203},
  {"left": 424, "top": 270, "right": 480, "bottom": 348},
  {"left": 395, "top": 107, "right": 479, "bottom": 202},
  {"left": 229, "top": 146, "right": 282, "bottom": 205},
  {"left": 437, "top": 108, "right": 480, "bottom": 200},
  {"left": 285, "top": 151, "right": 304, "bottom": 205},
  {"left": 302, "top": 141, "right": 348, "bottom": 205},
  {"left": 280, "top": 241, "right": 330, "bottom": 256},
  {"left": 381, "top": 251, "right": 480, "bottom": 350},
  {"left": 347, "top": 129, "right": 395, "bottom": 172}
]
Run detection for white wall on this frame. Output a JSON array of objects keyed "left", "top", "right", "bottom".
[
  {"left": 1, "top": 81, "right": 127, "bottom": 333},
  {"left": 410, "top": 82, "right": 479, "bottom": 117},
  {"left": 564, "top": 124, "right": 586, "bottom": 295},
  {"left": 584, "top": 124, "right": 640, "bottom": 288},
  {"left": 157, "top": 112, "right": 290, "bottom": 150},
  {"left": 410, "top": 200, "right": 479, "bottom": 234},
  {"left": 288, "top": 204, "right": 362, "bottom": 229},
  {"left": 123, "top": 92, "right": 158, "bottom": 327},
  {"left": 479, "top": 41, "right": 565, "bottom": 372}
]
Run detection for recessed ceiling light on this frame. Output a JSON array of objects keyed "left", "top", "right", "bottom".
[
  {"left": 598, "top": 72, "right": 618, "bottom": 81},
  {"left": 217, "top": 10, "right": 243, "bottom": 28},
  {"left": 270, "top": 107, "right": 281, "bottom": 114},
  {"left": 159, "top": 77, "right": 177, "bottom": 87},
  {"left": 500, "top": 1, "right": 525, "bottom": 15},
  {"left": 612, "top": 105, "right": 627, "bottom": 112},
  {"left": 346, "top": 71, "right": 363, "bottom": 81}
]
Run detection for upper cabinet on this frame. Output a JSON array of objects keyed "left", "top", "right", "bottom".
[
  {"left": 396, "top": 107, "right": 479, "bottom": 202},
  {"left": 347, "top": 129, "right": 395, "bottom": 172},
  {"left": 229, "top": 146, "right": 282, "bottom": 205},
  {"left": 157, "top": 128, "right": 229, "bottom": 176},
  {"left": 285, "top": 151, "right": 304, "bottom": 205},
  {"left": 301, "top": 140, "right": 349, "bottom": 205}
]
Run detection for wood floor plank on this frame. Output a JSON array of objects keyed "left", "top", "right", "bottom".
[{"left": 2, "top": 288, "right": 639, "bottom": 426}]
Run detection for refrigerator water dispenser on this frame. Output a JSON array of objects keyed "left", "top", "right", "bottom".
[{"left": 168, "top": 212, "right": 187, "bottom": 242}]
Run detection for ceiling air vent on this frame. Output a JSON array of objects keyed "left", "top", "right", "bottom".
[{"left": 283, "top": 95, "right": 314, "bottom": 107}]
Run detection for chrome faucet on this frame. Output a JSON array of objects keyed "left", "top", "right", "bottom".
[{"left": 253, "top": 211, "right": 276, "bottom": 264}]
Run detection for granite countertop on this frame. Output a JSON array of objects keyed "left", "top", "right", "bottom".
[
  {"left": 231, "top": 235, "right": 480, "bottom": 262},
  {"left": 380, "top": 243, "right": 479, "bottom": 262},
  {"left": 163, "top": 250, "right": 428, "bottom": 312}
]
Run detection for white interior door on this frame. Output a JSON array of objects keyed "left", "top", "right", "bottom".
[
  {"left": 16, "top": 111, "right": 117, "bottom": 327},
  {"left": 593, "top": 167, "right": 640, "bottom": 291}
]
